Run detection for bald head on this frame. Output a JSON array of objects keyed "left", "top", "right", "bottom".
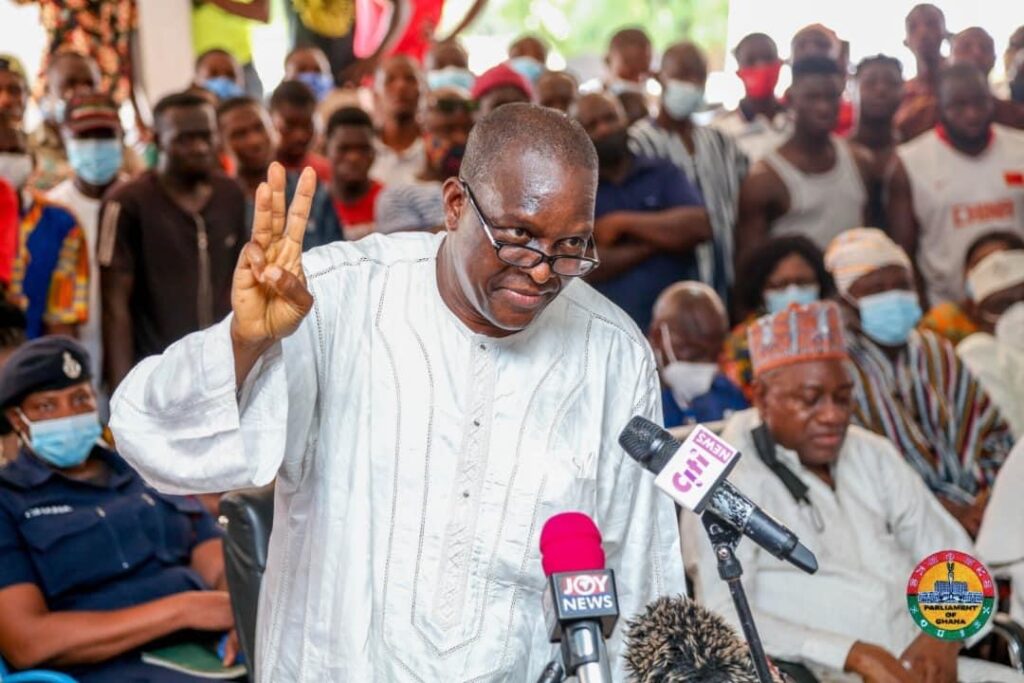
[
  {"left": 660, "top": 42, "right": 707, "bottom": 85},
  {"left": 428, "top": 40, "right": 469, "bottom": 71},
  {"left": 952, "top": 27, "right": 996, "bottom": 76},
  {"left": 650, "top": 282, "right": 728, "bottom": 364},
  {"left": 439, "top": 104, "right": 600, "bottom": 337},
  {"left": 537, "top": 71, "right": 578, "bottom": 112},
  {"left": 509, "top": 35, "right": 548, "bottom": 63},
  {"left": 461, "top": 103, "right": 596, "bottom": 189}
]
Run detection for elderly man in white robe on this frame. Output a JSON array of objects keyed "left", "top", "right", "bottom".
[
  {"left": 978, "top": 439, "right": 1024, "bottom": 625},
  {"left": 690, "top": 301, "right": 1023, "bottom": 683},
  {"left": 108, "top": 104, "right": 684, "bottom": 681},
  {"left": 957, "top": 249, "right": 1024, "bottom": 438}
]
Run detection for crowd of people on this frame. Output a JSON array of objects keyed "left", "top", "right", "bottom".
[{"left": 0, "top": 2, "right": 1022, "bottom": 680}]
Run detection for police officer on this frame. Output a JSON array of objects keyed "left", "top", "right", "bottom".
[{"left": 0, "top": 337, "right": 238, "bottom": 681}]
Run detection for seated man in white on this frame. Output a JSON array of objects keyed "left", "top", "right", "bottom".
[
  {"left": 978, "top": 438, "right": 1024, "bottom": 625},
  {"left": 957, "top": 249, "right": 1024, "bottom": 438},
  {"left": 691, "top": 300, "right": 1023, "bottom": 683}
]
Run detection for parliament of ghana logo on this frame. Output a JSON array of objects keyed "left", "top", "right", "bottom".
[{"left": 906, "top": 550, "right": 994, "bottom": 640}]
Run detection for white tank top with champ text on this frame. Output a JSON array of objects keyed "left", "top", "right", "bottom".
[{"left": 897, "top": 124, "right": 1024, "bottom": 305}]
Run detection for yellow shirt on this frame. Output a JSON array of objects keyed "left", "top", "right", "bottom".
[{"left": 192, "top": 2, "right": 254, "bottom": 65}]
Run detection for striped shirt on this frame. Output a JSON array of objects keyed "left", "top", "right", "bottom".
[
  {"left": 846, "top": 328, "right": 1013, "bottom": 504},
  {"left": 628, "top": 117, "right": 748, "bottom": 293},
  {"left": 376, "top": 180, "right": 444, "bottom": 234}
]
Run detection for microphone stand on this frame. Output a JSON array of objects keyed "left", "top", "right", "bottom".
[{"left": 701, "top": 510, "right": 774, "bottom": 683}]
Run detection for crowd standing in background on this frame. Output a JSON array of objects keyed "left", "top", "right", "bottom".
[{"left": 0, "top": 1, "right": 1022, "bottom": 679}]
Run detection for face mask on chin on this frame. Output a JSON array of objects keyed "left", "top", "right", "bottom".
[
  {"left": 425, "top": 133, "right": 465, "bottom": 179},
  {"left": 854, "top": 289, "right": 922, "bottom": 346},
  {"left": 0, "top": 152, "right": 33, "bottom": 189},
  {"left": 592, "top": 129, "right": 630, "bottom": 166},
  {"left": 296, "top": 72, "right": 334, "bottom": 102},
  {"left": 202, "top": 76, "right": 244, "bottom": 101},
  {"left": 764, "top": 283, "right": 820, "bottom": 314},
  {"left": 17, "top": 408, "right": 102, "bottom": 469},
  {"left": 658, "top": 323, "right": 718, "bottom": 407},
  {"left": 662, "top": 79, "right": 705, "bottom": 121},
  {"left": 737, "top": 60, "right": 783, "bottom": 100},
  {"left": 66, "top": 138, "right": 123, "bottom": 186}
]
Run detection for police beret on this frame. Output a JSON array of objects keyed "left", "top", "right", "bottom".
[{"left": 0, "top": 337, "right": 92, "bottom": 434}]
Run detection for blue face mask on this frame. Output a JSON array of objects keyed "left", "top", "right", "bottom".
[
  {"left": 202, "top": 76, "right": 244, "bottom": 101},
  {"left": 857, "top": 289, "right": 922, "bottom": 346},
  {"left": 66, "top": 138, "right": 123, "bottom": 185},
  {"left": 296, "top": 72, "right": 334, "bottom": 102},
  {"left": 662, "top": 79, "right": 705, "bottom": 120},
  {"left": 18, "top": 409, "right": 102, "bottom": 469},
  {"left": 764, "top": 284, "right": 820, "bottom": 314},
  {"left": 427, "top": 66, "right": 476, "bottom": 92},
  {"left": 508, "top": 56, "right": 545, "bottom": 85}
]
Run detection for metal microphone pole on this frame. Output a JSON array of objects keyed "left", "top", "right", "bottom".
[{"left": 701, "top": 510, "right": 774, "bottom": 683}]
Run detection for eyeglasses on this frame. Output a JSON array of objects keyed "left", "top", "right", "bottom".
[{"left": 459, "top": 179, "right": 600, "bottom": 278}]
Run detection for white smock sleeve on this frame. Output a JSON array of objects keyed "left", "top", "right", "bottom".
[
  {"left": 109, "top": 304, "right": 321, "bottom": 495},
  {"left": 598, "top": 349, "right": 686, "bottom": 678}
]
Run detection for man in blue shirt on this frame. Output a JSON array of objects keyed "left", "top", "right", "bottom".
[
  {"left": 649, "top": 281, "right": 748, "bottom": 427},
  {"left": 0, "top": 337, "right": 237, "bottom": 681},
  {"left": 572, "top": 92, "right": 711, "bottom": 330}
]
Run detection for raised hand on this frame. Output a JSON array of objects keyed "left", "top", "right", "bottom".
[{"left": 231, "top": 162, "right": 316, "bottom": 352}]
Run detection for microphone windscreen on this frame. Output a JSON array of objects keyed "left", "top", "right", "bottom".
[
  {"left": 539, "top": 511, "right": 605, "bottom": 576},
  {"left": 624, "top": 595, "right": 769, "bottom": 683},
  {"left": 618, "top": 416, "right": 664, "bottom": 463},
  {"left": 618, "top": 416, "right": 681, "bottom": 474}
]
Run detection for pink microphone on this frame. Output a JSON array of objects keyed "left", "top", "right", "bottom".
[
  {"left": 540, "top": 511, "right": 605, "bottom": 576},
  {"left": 539, "top": 511, "right": 618, "bottom": 683}
]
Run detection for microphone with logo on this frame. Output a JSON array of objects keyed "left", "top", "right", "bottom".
[
  {"left": 617, "top": 417, "right": 816, "bottom": 683},
  {"left": 539, "top": 512, "right": 618, "bottom": 683},
  {"left": 617, "top": 417, "right": 817, "bottom": 574}
]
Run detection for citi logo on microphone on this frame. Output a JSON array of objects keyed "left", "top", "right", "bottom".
[{"left": 654, "top": 425, "right": 740, "bottom": 513}]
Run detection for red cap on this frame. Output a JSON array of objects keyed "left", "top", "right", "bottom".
[
  {"left": 539, "top": 511, "right": 605, "bottom": 576},
  {"left": 470, "top": 63, "right": 534, "bottom": 102}
]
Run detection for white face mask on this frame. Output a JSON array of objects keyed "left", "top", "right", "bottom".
[
  {"left": 658, "top": 323, "right": 718, "bottom": 406},
  {"left": 662, "top": 79, "right": 705, "bottom": 120},
  {"left": 0, "top": 152, "right": 32, "bottom": 189},
  {"left": 995, "top": 301, "right": 1024, "bottom": 350}
]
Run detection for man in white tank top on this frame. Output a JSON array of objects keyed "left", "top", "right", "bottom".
[
  {"left": 889, "top": 63, "right": 1024, "bottom": 306},
  {"left": 735, "top": 56, "right": 873, "bottom": 267}
]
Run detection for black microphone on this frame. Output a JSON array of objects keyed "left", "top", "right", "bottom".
[
  {"left": 618, "top": 417, "right": 817, "bottom": 574},
  {"left": 624, "top": 595, "right": 786, "bottom": 683}
]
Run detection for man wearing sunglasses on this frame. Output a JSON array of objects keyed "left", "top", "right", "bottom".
[
  {"left": 110, "top": 103, "right": 684, "bottom": 682},
  {"left": 376, "top": 87, "right": 476, "bottom": 234}
]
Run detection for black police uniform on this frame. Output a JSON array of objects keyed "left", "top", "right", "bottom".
[{"left": 0, "top": 446, "right": 226, "bottom": 682}]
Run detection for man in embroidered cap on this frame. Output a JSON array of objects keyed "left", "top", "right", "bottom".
[
  {"left": 0, "top": 336, "right": 237, "bottom": 680},
  {"left": 824, "top": 227, "right": 1013, "bottom": 536},
  {"left": 956, "top": 248, "right": 1024, "bottom": 438},
  {"left": 691, "top": 301, "right": 1024, "bottom": 683}
]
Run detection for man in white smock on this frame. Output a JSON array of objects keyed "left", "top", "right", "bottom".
[{"left": 108, "top": 104, "right": 684, "bottom": 682}]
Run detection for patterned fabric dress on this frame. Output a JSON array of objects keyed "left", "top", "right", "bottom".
[
  {"left": 18, "top": 0, "right": 137, "bottom": 103},
  {"left": 846, "top": 327, "right": 1013, "bottom": 504}
]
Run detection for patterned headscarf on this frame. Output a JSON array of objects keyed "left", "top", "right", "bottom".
[{"left": 824, "top": 228, "right": 912, "bottom": 296}]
